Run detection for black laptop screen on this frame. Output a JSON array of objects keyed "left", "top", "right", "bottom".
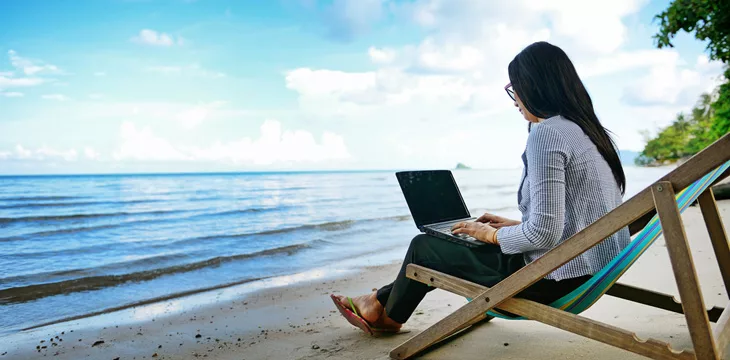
[{"left": 396, "top": 170, "right": 470, "bottom": 228}]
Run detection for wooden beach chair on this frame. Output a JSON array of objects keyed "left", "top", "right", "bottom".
[{"left": 389, "top": 133, "right": 730, "bottom": 360}]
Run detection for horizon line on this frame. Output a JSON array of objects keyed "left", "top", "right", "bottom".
[{"left": 0, "top": 167, "right": 529, "bottom": 177}]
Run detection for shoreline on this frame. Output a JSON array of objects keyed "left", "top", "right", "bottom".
[
  {"left": 2, "top": 201, "right": 729, "bottom": 359},
  {"left": 1, "top": 260, "right": 412, "bottom": 359},
  {"left": 0, "top": 233, "right": 413, "bottom": 336},
  {"left": 6, "top": 243, "right": 410, "bottom": 334},
  {"left": 18, "top": 275, "right": 269, "bottom": 333},
  {"left": 0, "top": 246, "right": 411, "bottom": 355}
]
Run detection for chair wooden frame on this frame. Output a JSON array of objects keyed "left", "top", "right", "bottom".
[{"left": 389, "top": 134, "right": 730, "bottom": 360}]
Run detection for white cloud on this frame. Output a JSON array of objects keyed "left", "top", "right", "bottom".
[
  {"left": 526, "top": 0, "right": 647, "bottom": 54},
  {"left": 8, "top": 50, "right": 60, "bottom": 75},
  {"left": 175, "top": 101, "right": 227, "bottom": 129},
  {"left": 114, "top": 122, "right": 187, "bottom": 161},
  {"left": 131, "top": 29, "right": 182, "bottom": 47},
  {"left": 285, "top": 67, "right": 505, "bottom": 117},
  {"left": 1, "top": 145, "right": 78, "bottom": 162},
  {"left": 345, "top": 0, "right": 651, "bottom": 78},
  {"left": 84, "top": 147, "right": 101, "bottom": 160},
  {"left": 279, "top": 0, "right": 730, "bottom": 167},
  {"left": 368, "top": 47, "right": 396, "bottom": 64},
  {"left": 576, "top": 49, "right": 679, "bottom": 78},
  {"left": 1, "top": 92, "right": 24, "bottom": 97},
  {"left": 74, "top": 101, "right": 251, "bottom": 131},
  {"left": 41, "top": 94, "right": 68, "bottom": 101},
  {"left": 286, "top": 68, "right": 376, "bottom": 98},
  {"left": 112, "top": 120, "right": 351, "bottom": 164},
  {"left": 404, "top": 0, "right": 645, "bottom": 54},
  {"left": 176, "top": 106, "right": 208, "bottom": 129},
  {"left": 146, "top": 64, "right": 226, "bottom": 79},
  {"left": 623, "top": 54, "right": 725, "bottom": 107},
  {"left": 284, "top": 64, "right": 528, "bottom": 169},
  {"left": 0, "top": 51, "right": 56, "bottom": 90},
  {"left": 411, "top": 39, "right": 491, "bottom": 73},
  {"left": 0, "top": 75, "right": 45, "bottom": 88}
]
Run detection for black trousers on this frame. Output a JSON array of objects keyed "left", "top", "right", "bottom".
[{"left": 376, "top": 234, "right": 590, "bottom": 323}]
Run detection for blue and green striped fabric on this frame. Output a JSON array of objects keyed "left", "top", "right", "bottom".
[{"left": 485, "top": 160, "right": 730, "bottom": 319}]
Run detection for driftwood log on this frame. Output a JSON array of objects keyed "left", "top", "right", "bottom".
[
  {"left": 715, "top": 183, "right": 730, "bottom": 201},
  {"left": 688, "top": 170, "right": 730, "bottom": 206}
]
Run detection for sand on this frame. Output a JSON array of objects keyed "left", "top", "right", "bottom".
[{"left": 2, "top": 201, "right": 730, "bottom": 360}]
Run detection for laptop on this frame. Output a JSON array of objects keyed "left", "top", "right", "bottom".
[{"left": 396, "top": 170, "right": 485, "bottom": 248}]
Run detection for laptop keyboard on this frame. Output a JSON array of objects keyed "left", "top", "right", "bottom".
[{"left": 434, "top": 226, "right": 478, "bottom": 242}]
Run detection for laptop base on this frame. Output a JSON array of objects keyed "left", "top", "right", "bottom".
[{"left": 423, "top": 223, "right": 486, "bottom": 248}]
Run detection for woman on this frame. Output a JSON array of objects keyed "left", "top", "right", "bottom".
[{"left": 331, "top": 41, "right": 631, "bottom": 334}]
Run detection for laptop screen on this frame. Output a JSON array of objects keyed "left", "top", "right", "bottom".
[{"left": 396, "top": 170, "right": 471, "bottom": 228}]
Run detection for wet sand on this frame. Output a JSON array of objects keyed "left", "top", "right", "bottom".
[{"left": 2, "top": 201, "right": 729, "bottom": 360}]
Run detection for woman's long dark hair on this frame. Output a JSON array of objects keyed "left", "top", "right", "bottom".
[{"left": 508, "top": 41, "right": 626, "bottom": 194}]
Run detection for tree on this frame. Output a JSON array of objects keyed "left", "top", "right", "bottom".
[
  {"left": 711, "top": 87, "right": 730, "bottom": 138},
  {"left": 636, "top": 0, "right": 730, "bottom": 165},
  {"left": 635, "top": 92, "right": 722, "bottom": 165},
  {"left": 654, "top": 0, "right": 730, "bottom": 63},
  {"left": 687, "top": 92, "right": 716, "bottom": 153}
]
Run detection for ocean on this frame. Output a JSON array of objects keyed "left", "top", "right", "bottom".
[{"left": 0, "top": 166, "right": 671, "bottom": 335}]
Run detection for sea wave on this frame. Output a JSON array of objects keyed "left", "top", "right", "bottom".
[
  {"left": 189, "top": 206, "right": 287, "bottom": 219},
  {"left": 0, "top": 252, "right": 192, "bottom": 288},
  {"left": 0, "top": 199, "right": 160, "bottom": 210},
  {"left": 156, "top": 214, "right": 411, "bottom": 248},
  {"left": 0, "top": 224, "right": 119, "bottom": 242},
  {"left": 0, "top": 240, "right": 328, "bottom": 304},
  {"left": 0, "top": 209, "right": 185, "bottom": 224},
  {"left": 0, "top": 195, "right": 81, "bottom": 202},
  {"left": 0, "top": 206, "right": 283, "bottom": 243}
]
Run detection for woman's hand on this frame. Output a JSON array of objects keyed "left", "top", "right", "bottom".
[
  {"left": 451, "top": 221, "right": 499, "bottom": 245},
  {"left": 476, "top": 212, "right": 521, "bottom": 228}
]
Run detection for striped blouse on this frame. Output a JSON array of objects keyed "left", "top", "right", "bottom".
[{"left": 496, "top": 115, "right": 631, "bottom": 281}]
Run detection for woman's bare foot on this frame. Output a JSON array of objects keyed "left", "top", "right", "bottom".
[
  {"left": 334, "top": 292, "right": 402, "bottom": 331},
  {"left": 334, "top": 292, "right": 382, "bottom": 324},
  {"left": 370, "top": 311, "right": 402, "bottom": 331}
]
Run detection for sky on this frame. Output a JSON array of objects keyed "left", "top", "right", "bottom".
[{"left": 0, "top": 0, "right": 725, "bottom": 175}]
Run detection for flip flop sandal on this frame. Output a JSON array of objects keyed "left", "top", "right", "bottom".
[{"left": 330, "top": 294, "right": 403, "bottom": 335}]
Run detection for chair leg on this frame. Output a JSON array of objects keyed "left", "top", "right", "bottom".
[
  {"left": 653, "top": 182, "right": 719, "bottom": 360},
  {"left": 713, "top": 304, "right": 730, "bottom": 359},
  {"left": 698, "top": 189, "right": 730, "bottom": 297},
  {"left": 606, "top": 282, "right": 725, "bottom": 322}
]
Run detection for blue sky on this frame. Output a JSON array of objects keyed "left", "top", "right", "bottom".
[{"left": 0, "top": 0, "right": 725, "bottom": 174}]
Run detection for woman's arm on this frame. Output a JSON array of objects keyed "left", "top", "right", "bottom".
[{"left": 497, "top": 124, "right": 569, "bottom": 254}]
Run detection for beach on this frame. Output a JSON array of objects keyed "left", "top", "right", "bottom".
[{"left": 2, "top": 199, "right": 728, "bottom": 360}]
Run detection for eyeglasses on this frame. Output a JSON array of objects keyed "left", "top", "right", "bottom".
[{"left": 505, "top": 83, "right": 515, "bottom": 101}]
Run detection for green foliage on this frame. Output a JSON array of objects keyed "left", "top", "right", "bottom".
[
  {"left": 654, "top": 0, "right": 730, "bottom": 63},
  {"left": 634, "top": 154, "right": 654, "bottom": 166},
  {"left": 636, "top": 90, "right": 723, "bottom": 165},
  {"left": 711, "top": 68, "right": 730, "bottom": 138},
  {"left": 638, "top": 0, "right": 730, "bottom": 165},
  {"left": 686, "top": 93, "right": 716, "bottom": 153}
]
